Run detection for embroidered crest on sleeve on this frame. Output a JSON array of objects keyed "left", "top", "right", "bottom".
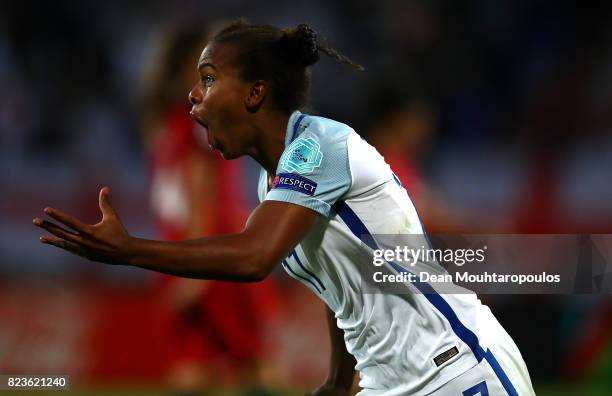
[{"left": 279, "top": 137, "right": 323, "bottom": 174}]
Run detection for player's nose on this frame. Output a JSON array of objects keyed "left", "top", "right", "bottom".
[{"left": 188, "top": 85, "right": 201, "bottom": 105}]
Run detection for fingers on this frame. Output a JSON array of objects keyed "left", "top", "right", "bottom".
[
  {"left": 98, "top": 186, "right": 117, "bottom": 219},
  {"left": 43, "top": 207, "right": 91, "bottom": 234},
  {"left": 33, "top": 218, "right": 85, "bottom": 245},
  {"left": 39, "top": 235, "right": 86, "bottom": 256}
]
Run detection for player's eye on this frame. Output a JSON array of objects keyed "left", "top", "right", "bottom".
[{"left": 201, "top": 75, "right": 215, "bottom": 87}]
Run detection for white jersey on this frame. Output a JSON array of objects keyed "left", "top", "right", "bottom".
[{"left": 257, "top": 111, "right": 534, "bottom": 395}]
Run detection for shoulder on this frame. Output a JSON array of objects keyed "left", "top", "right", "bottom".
[
  {"left": 300, "top": 114, "right": 393, "bottom": 188},
  {"left": 299, "top": 114, "right": 393, "bottom": 197},
  {"left": 278, "top": 114, "right": 353, "bottom": 175},
  {"left": 298, "top": 114, "right": 353, "bottom": 144}
]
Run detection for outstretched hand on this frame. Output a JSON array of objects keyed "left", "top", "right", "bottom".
[{"left": 33, "top": 187, "right": 133, "bottom": 265}]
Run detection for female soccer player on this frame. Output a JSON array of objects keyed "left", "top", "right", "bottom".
[{"left": 34, "top": 20, "right": 535, "bottom": 395}]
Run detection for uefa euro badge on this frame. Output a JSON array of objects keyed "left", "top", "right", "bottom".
[{"left": 280, "top": 137, "right": 323, "bottom": 174}]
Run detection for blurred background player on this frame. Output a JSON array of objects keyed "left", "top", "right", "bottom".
[
  {"left": 139, "top": 24, "right": 279, "bottom": 396},
  {"left": 365, "top": 84, "right": 499, "bottom": 234}
]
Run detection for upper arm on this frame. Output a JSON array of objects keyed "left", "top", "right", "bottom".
[
  {"left": 264, "top": 124, "right": 352, "bottom": 217},
  {"left": 241, "top": 200, "right": 320, "bottom": 277},
  {"left": 245, "top": 119, "right": 352, "bottom": 277}
]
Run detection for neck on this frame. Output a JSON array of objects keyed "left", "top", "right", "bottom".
[{"left": 247, "top": 110, "right": 291, "bottom": 175}]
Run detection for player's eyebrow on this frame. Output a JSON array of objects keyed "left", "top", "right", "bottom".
[{"left": 198, "top": 62, "right": 216, "bottom": 71}]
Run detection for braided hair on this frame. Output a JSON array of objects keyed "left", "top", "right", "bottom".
[{"left": 211, "top": 19, "right": 363, "bottom": 113}]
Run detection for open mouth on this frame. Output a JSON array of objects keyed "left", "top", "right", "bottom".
[{"left": 190, "top": 110, "right": 216, "bottom": 150}]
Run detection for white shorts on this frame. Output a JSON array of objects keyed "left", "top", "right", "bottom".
[
  {"left": 357, "top": 307, "right": 535, "bottom": 396},
  {"left": 425, "top": 356, "right": 531, "bottom": 395},
  {"left": 425, "top": 327, "right": 535, "bottom": 395}
]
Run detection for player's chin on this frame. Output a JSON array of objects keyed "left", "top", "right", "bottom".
[
  {"left": 218, "top": 148, "right": 239, "bottom": 160},
  {"left": 215, "top": 142, "right": 246, "bottom": 160}
]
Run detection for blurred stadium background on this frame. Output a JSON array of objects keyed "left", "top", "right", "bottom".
[{"left": 1, "top": 0, "right": 611, "bottom": 395}]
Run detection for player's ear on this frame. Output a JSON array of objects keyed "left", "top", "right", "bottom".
[{"left": 245, "top": 80, "right": 266, "bottom": 113}]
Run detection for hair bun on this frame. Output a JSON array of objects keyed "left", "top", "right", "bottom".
[{"left": 285, "top": 24, "right": 319, "bottom": 66}]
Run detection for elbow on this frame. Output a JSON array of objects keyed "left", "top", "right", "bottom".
[
  {"left": 245, "top": 268, "right": 268, "bottom": 282},
  {"left": 241, "top": 242, "right": 280, "bottom": 282},
  {"left": 242, "top": 259, "right": 272, "bottom": 282}
]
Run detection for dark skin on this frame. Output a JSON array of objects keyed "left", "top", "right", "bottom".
[{"left": 33, "top": 41, "right": 356, "bottom": 395}]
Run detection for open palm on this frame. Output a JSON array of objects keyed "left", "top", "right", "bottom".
[{"left": 33, "top": 187, "right": 132, "bottom": 265}]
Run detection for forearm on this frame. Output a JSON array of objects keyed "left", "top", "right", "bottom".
[
  {"left": 35, "top": 198, "right": 316, "bottom": 283},
  {"left": 125, "top": 232, "right": 269, "bottom": 281}
]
